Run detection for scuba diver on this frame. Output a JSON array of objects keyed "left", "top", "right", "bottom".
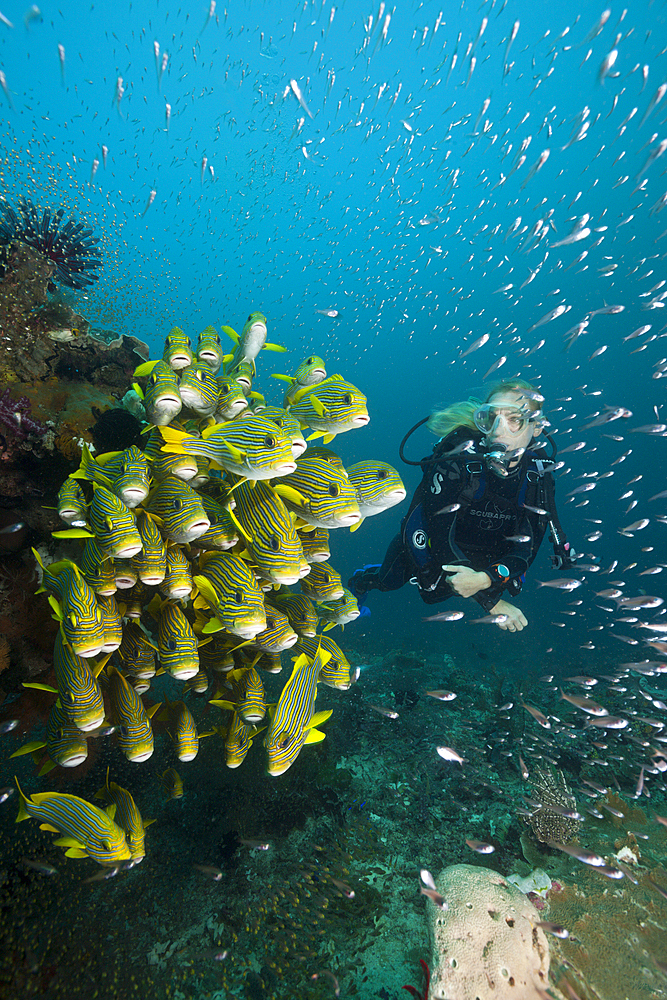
[{"left": 348, "top": 379, "right": 577, "bottom": 633}]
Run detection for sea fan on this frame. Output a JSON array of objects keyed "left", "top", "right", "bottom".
[{"left": 0, "top": 196, "right": 102, "bottom": 289}]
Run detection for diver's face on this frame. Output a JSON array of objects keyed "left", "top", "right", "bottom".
[{"left": 484, "top": 390, "right": 541, "bottom": 457}]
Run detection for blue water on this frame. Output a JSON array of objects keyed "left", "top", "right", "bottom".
[{"left": 2, "top": 1, "right": 667, "bottom": 997}]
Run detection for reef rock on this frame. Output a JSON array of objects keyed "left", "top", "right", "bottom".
[{"left": 428, "top": 863, "right": 550, "bottom": 1000}]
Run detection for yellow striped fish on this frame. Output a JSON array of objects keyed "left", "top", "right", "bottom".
[
  {"left": 158, "top": 699, "right": 206, "bottom": 761},
  {"left": 133, "top": 358, "right": 183, "bottom": 426},
  {"left": 11, "top": 699, "right": 88, "bottom": 771},
  {"left": 92, "top": 446, "right": 152, "bottom": 508},
  {"left": 258, "top": 406, "right": 307, "bottom": 458},
  {"left": 316, "top": 588, "right": 360, "bottom": 629},
  {"left": 113, "top": 561, "right": 137, "bottom": 590},
  {"left": 232, "top": 480, "right": 309, "bottom": 586},
  {"left": 56, "top": 477, "right": 88, "bottom": 526},
  {"left": 223, "top": 311, "right": 286, "bottom": 370},
  {"left": 97, "top": 594, "right": 123, "bottom": 652},
  {"left": 160, "top": 767, "right": 184, "bottom": 799},
  {"left": 95, "top": 768, "right": 153, "bottom": 862},
  {"left": 145, "top": 478, "right": 210, "bottom": 544},
  {"left": 193, "top": 495, "right": 238, "bottom": 551},
  {"left": 193, "top": 552, "right": 266, "bottom": 639},
  {"left": 33, "top": 551, "right": 106, "bottom": 658},
  {"left": 143, "top": 426, "right": 199, "bottom": 481},
  {"left": 226, "top": 359, "right": 255, "bottom": 395},
  {"left": 197, "top": 632, "right": 236, "bottom": 674},
  {"left": 252, "top": 606, "right": 298, "bottom": 652},
  {"left": 131, "top": 511, "right": 167, "bottom": 585},
  {"left": 121, "top": 580, "right": 150, "bottom": 620},
  {"left": 274, "top": 456, "right": 360, "bottom": 529},
  {"left": 346, "top": 461, "right": 406, "bottom": 531},
  {"left": 264, "top": 645, "right": 333, "bottom": 776},
  {"left": 295, "top": 634, "right": 352, "bottom": 691},
  {"left": 266, "top": 592, "right": 318, "bottom": 637},
  {"left": 52, "top": 629, "right": 106, "bottom": 732},
  {"left": 87, "top": 484, "right": 142, "bottom": 559},
  {"left": 196, "top": 324, "right": 225, "bottom": 372},
  {"left": 80, "top": 537, "right": 117, "bottom": 597},
  {"left": 297, "top": 526, "right": 331, "bottom": 563},
  {"left": 162, "top": 326, "right": 193, "bottom": 370},
  {"left": 213, "top": 709, "right": 263, "bottom": 769},
  {"left": 300, "top": 561, "right": 344, "bottom": 602},
  {"left": 15, "top": 778, "right": 131, "bottom": 865},
  {"left": 158, "top": 413, "right": 296, "bottom": 480},
  {"left": 288, "top": 374, "right": 369, "bottom": 442},
  {"left": 159, "top": 544, "right": 194, "bottom": 600},
  {"left": 107, "top": 663, "right": 160, "bottom": 762},
  {"left": 178, "top": 361, "right": 221, "bottom": 417},
  {"left": 214, "top": 376, "right": 249, "bottom": 420},
  {"left": 272, "top": 355, "right": 327, "bottom": 406},
  {"left": 156, "top": 601, "right": 199, "bottom": 680},
  {"left": 117, "top": 621, "right": 158, "bottom": 680}
]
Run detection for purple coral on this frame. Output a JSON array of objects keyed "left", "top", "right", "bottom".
[{"left": 0, "top": 388, "right": 48, "bottom": 442}]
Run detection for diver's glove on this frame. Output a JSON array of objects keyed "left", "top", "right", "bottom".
[{"left": 348, "top": 564, "right": 382, "bottom": 604}]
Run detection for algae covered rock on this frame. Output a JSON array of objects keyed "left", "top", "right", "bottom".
[{"left": 428, "top": 863, "right": 550, "bottom": 1000}]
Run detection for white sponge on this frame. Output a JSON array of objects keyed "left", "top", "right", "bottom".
[{"left": 428, "top": 864, "right": 550, "bottom": 1000}]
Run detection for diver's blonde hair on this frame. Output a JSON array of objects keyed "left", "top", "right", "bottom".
[{"left": 427, "top": 378, "right": 542, "bottom": 439}]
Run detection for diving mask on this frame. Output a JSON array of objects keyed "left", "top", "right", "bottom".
[{"left": 473, "top": 403, "right": 534, "bottom": 437}]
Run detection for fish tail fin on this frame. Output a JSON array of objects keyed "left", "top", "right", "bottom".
[
  {"left": 14, "top": 777, "right": 31, "bottom": 822},
  {"left": 158, "top": 425, "right": 189, "bottom": 453}
]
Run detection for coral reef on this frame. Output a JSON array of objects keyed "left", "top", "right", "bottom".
[
  {"left": 427, "top": 864, "right": 550, "bottom": 1000},
  {"left": 0, "top": 197, "right": 102, "bottom": 289},
  {"left": 527, "top": 765, "right": 581, "bottom": 845}
]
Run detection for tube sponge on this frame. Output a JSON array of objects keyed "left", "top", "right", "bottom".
[{"left": 428, "top": 864, "right": 550, "bottom": 1000}]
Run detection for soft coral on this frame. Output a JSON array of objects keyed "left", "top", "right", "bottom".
[{"left": 403, "top": 959, "right": 430, "bottom": 1000}]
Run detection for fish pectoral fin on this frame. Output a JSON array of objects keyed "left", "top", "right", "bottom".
[
  {"left": 273, "top": 485, "right": 308, "bottom": 507},
  {"left": 221, "top": 325, "right": 239, "bottom": 344},
  {"left": 51, "top": 528, "right": 95, "bottom": 540},
  {"left": 48, "top": 597, "right": 64, "bottom": 621},
  {"left": 146, "top": 702, "right": 162, "bottom": 720},
  {"left": 322, "top": 433, "right": 335, "bottom": 444},
  {"left": 64, "top": 847, "right": 90, "bottom": 858},
  {"left": 307, "top": 395, "right": 327, "bottom": 417},
  {"left": 22, "top": 681, "right": 59, "bottom": 693},
  {"left": 306, "top": 430, "right": 326, "bottom": 442},
  {"left": 209, "top": 699, "right": 236, "bottom": 711},
  {"left": 303, "top": 727, "right": 326, "bottom": 744},
  {"left": 39, "top": 823, "right": 62, "bottom": 833},
  {"left": 10, "top": 740, "right": 47, "bottom": 759},
  {"left": 263, "top": 341, "right": 287, "bottom": 353},
  {"left": 143, "top": 817, "right": 157, "bottom": 828},
  {"left": 192, "top": 576, "right": 218, "bottom": 608},
  {"left": 38, "top": 760, "right": 57, "bottom": 776},
  {"left": 202, "top": 616, "right": 224, "bottom": 634},
  {"left": 322, "top": 622, "right": 337, "bottom": 632},
  {"left": 271, "top": 373, "right": 294, "bottom": 384},
  {"left": 309, "top": 709, "right": 333, "bottom": 728},
  {"left": 104, "top": 803, "right": 117, "bottom": 821},
  {"left": 131, "top": 382, "right": 145, "bottom": 400},
  {"left": 349, "top": 517, "right": 364, "bottom": 533}
]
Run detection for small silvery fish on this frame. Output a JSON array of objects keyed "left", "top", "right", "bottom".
[
  {"left": 436, "top": 746, "right": 465, "bottom": 765},
  {"left": 369, "top": 704, "right": 399, "bottom": 719},
  {"left": 0, "top": 720, "right": 19, "bottom": 734},
  {"left": 465, "top": 839, "right": 495, "bottom": 854},
  {"left": 423, "top": 611, "right": 464, "bottom": 622}
]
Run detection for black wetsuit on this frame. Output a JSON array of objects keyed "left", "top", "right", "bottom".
[{"left": 373, "top": 429, "right": 572, "bottom": 611}]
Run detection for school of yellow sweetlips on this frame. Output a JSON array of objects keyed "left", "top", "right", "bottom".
[{"left": 11, "top": 311, "right": 407, "bottom": 867}]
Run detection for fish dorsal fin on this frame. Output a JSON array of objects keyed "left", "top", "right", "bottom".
[{"left": 145, "top": 702, "right": 162, "bottom": 720}]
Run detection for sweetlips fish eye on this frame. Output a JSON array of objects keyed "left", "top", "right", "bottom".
[
  {"left": 264, "top": 435, "right": 275, "bottom": 448},
  {"left": 186, "top": 338, "right": 191, "bottom": 345},
  {"left": 323, "top": 573, "right": 331, "bottom": 583},
  {"left": 306, "top": 357, "right": 315, "bottom": 363},
  {"left": 151, "top": 373, "right": 158, "bottom": 384},
  {"left": 119, "top": 725, "right": 128, "bottom": 737},
  {"left": 343, "top": 393, "right": 352, "bottom": 405},
  {"left": 270, "top": 535, "right": 280, "bottom": 552},
  {"left": 377, "top": 470, "right": 388, "bottom": 480},
  {"left": 171, "top": 499, "right": 182, "bottom": 510},
  {"left": 247, "top": 314, "right": 252, "bottom": 322},
  {"left": 328, "top": 483, "right": 339, "bottom": 498},
  {"left": 235, "top": 590, "right": 243, "bottom": 604}
]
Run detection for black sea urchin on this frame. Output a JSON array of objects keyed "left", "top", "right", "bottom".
[{"left": 0, "top": 196, "right": 102, "bottom": 289}]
